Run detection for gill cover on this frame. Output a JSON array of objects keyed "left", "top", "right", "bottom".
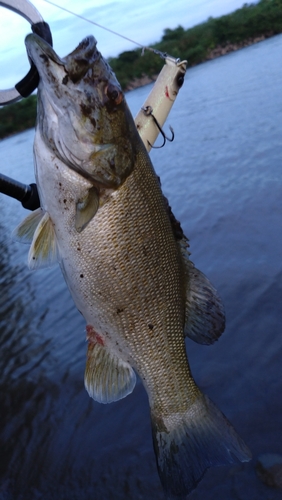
[{"left": 25, "top": 33, "right": 137, "bottom": 188}]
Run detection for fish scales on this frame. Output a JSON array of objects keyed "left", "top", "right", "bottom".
[
  {"left": 36, "top": 127, "right": 194, "bottom": 415},
  {"left": 15, "top": 33, "right": 251, "bottom": 499}
]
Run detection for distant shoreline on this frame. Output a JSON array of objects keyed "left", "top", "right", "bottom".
[
  {"left": 125, "top": 32, "right": 275, "bottom": 91},
  {"left": 1, "top": 0, "right": 282, "bottom": 140}
]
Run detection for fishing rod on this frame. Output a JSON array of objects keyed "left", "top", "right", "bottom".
[
  {"left": 0, "top": 0, "right": 53, "bottom": 210},
  {"left": 0, "top": 173, "right": 40, "bottom": 210}
]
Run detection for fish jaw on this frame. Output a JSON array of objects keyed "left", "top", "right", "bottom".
[{"left": 25, "top": 33, "right": 137, "bottom": 188}]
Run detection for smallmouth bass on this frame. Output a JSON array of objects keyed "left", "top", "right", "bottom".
[{"left": 15, "top": 33, "right": 251, "bottom": 499}]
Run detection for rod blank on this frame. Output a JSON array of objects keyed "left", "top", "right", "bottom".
[{"left": 0, "top": 173, "right": 40, "bottom": 210}]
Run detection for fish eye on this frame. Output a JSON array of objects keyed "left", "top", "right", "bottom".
[
  {"left": 108, "top": 88, "right": 118, "bottom": 100},
  {"left": 105, "top": 84, "right": 123, "bottom": 105}
]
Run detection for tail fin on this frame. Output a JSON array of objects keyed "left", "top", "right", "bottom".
[{"left": 151, "top": 393, "right": 251, "bottom": 499}]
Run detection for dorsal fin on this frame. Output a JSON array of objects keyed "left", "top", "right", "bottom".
[
  {"left": 84, "top": 325, "right": 136, "bottom": 403},
  {"left": 179, "top": 238, "right": 225, "bottom": 345},
  {"left": 28, "top": 212, "right": 59, "bottom": 269},
  {"left": 158, "top": 176, "right": 224, "bottom": 345}
]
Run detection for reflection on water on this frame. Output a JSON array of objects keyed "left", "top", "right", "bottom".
[{"left": 0, "top": 35, "right": 282, "bottom": 499}]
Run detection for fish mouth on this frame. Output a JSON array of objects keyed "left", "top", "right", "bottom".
[
  {"left": 25, "top": 34, "right": 99, "bottom": 83},
  {"left": 25, "top": 33, "right": 130, "bottom": 188},
  {"left": 25, "top": 33, "right": 65, "bottom": 67}
]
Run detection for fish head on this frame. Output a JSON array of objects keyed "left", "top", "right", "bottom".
[{"left": 25, "top": 33, "right": 138, "bottom": 187}]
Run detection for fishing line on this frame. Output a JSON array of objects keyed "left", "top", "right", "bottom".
[{"left": 42, "top": 0, "right": 167, "bottom": 58}]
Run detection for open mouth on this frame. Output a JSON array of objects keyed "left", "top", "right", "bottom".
[
  {"left": 25, "top": 33, "right": 64, "bottom": 67},
  {"left": 25, "top": 34, "right": 100, "bottom": 84}
]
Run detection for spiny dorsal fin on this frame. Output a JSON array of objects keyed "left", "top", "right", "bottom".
[
  {"left": 28, "top": 212, "right": 59, "bottom": 269},
  {"left": 84, "top": 325, "right": 136, "bottom": 403},
  {"left": 179, "top": 238, "right": 225, "bottom": 345},
  {"left": 75, "top": 186, "right": 99, "bottom": 233},
  {"left": 13, "top": 208, "right": 44, "bottom": 244}
]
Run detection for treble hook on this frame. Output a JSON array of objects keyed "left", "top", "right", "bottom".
[{"left": 141, "top": 106, "right": 174, "bottom": 149}]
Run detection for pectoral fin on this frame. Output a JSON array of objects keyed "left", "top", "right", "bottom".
[
  {"left": 75, "top": 186, "right": 99, "bottom": 233},
  {"left": 179, "top": 238, "right": 225, "bottom": 345},
  {"left": 28, "top": 212, "right": 59, "bottom": 269},
  {"left": 84, "top": 326, "right": 136, "bottom": 403},
  {"left": 13, "top": 207, "right": 44, "bottom": 243}
]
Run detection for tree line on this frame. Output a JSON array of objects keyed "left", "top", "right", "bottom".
[{"left": 1, "top": 0, "right": 281, "bottom": 139}]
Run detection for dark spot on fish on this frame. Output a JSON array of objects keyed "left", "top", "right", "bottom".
[
  {"left": 80, "top": 103, "right": 91, "bottom": 115},
  {"left": 67, "top": 55, "right": 92, "bottom": 83},
  {"left": 49, "top": 73, "right": 57, "bottom": 85},
  {"left": 80, "top": 274, "right": 84, "bottom": 278},
  {"left": 152, "top": 414, "right": 169, "bottom": 433},
  {"left": 77, "top": 246, "right": 81, "bottom": 251},
  {"left": 148, "top": 323, "right": 154, "bottom": 330},
  {"left": 59, "top": 182, "right": 62, "bottom": 187},
  {"left": 80, "top": 103, "right": 97, "bottom": 128},
  {"left": 109, "top": 159, "right": 116, "bottom": 171},
  {"left": 40, "top": 54, "right": 48, "bottom": 63},
  {"left": 63, "top": 199, "right": 67, "bottom": 204},
  {"left": 117, "top": 308, "right": 124, "bottom": 314},
  {"left": 62, "top": 75, "right": 69, "bottom": 85}
]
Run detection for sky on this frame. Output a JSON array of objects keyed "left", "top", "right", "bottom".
[{"left": 0, "top": 0, "right": 253, "bottom": 91}]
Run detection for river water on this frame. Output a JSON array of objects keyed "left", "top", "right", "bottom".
[{"left": 0, "top": 34, "right": 281, "bottom": 499}]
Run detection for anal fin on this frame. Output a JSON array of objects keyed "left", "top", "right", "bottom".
[{"left": 84, "top": 325, "right": 136, "bottom": 404}]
